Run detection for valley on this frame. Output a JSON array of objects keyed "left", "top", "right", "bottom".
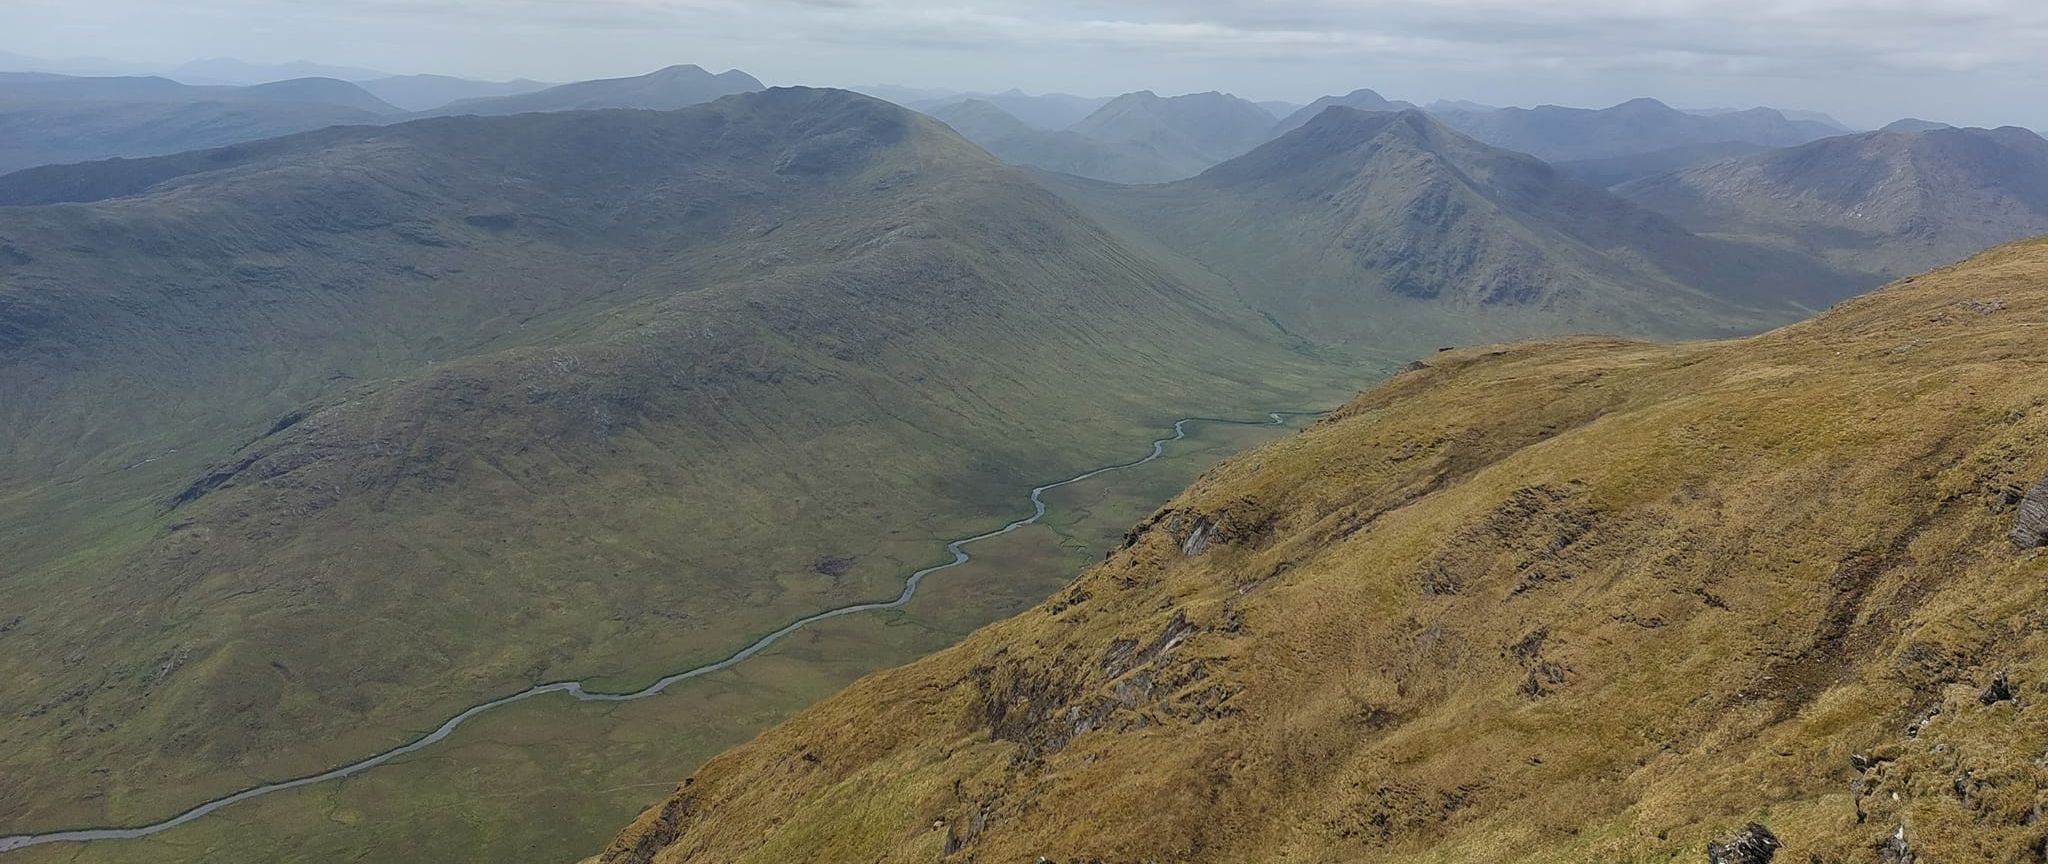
[{"left": 2, "top": 27, "right": 2046, "bottom": 864}]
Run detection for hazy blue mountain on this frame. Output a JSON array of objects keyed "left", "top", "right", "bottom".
[
  {"left": 423, "top": 64, "right": 763, "bottom": 116},
  {"left": 1619, "top": 124, "right": 2048, "bottom": 278},
  {"left": 1066, "top": 90, "right": 1279, "bottom": 177},
  {"left": 0, "top": 74, "right": 392, "bottom": 173},
  {"left": 1428, "top": 97, "right": 1840, "bottom": 161},
  {"left": 355, "top": 74, "right": 555, "bottom": 111},
  {"left": 166, "top": 57, "right": 391, "bottom": 85},
  {"left": 1274, "top": 88, "right": 1418, "bottom": 135},
  {"left": 925, "top": 98, "right": 1193, "bottom": 184}
]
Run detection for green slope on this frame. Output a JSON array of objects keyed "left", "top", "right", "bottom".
[{"left": 0, "top": 87, "right": 1361, "bottom": 836}]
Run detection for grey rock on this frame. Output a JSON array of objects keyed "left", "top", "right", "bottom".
[
  {"left": 2009, "top": 473, "right": 2048, "bottom": 549},
  {"left": 1707, "top": 822, "right": 1781, "bottom": 864}
]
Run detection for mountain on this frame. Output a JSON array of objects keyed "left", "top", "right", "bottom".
[
  {"left": 0, "top": 87, "right": 1350, "bottom": 841},
  {"left": 1431, "top": 97, "right": 1841, "bottom": 162},
  {"left": 1274, "top": 88, "right": 1418, "bottom": 135},
  {"left": 354, "top": 73, "right": 555, "bottom": 111},
  {"left": 588, "top": 236, "right": 2048, "bottom": 864},
  {"left": 0, "top": 74, "right": 391, "bottom": 173},
  {"left": 425, "top": 64, "right": 764, "bottom": 116},
  {"left": 925, "top": 89, "right": 1114, "bottom": 130},
  {"left": 1067, "top": 90, "right": 1282, "bottom": 178},
  {"left": 1256, "top": 99, "right": 1303, "bottom": 119},
  {"left": 1618, "top": 125, "right": 2048, "bottom": 279},
  {"left": 1884, "top": 117, "right": 1954, "bottom": 132},
  {"left": 925, "top": 98, "right": 1194, "bottom": 184},
  {"left": 925, "top": 98, "right": 1035, "bottom": 141},
  {"left": 165, "top": 57, "right": 391, "bottom": 85},
  {"left": 1554, "top": 139, "right": 1774, "bottom": 188},
  {"left": 239, "top": 76, "right": 404, "bottom": 114},
  {"left": 1048, "top": 107, "right": 1865, "bottom": 351},
  {"left": 1692, "top": 105, "right": 1851, "bottom": 131}
]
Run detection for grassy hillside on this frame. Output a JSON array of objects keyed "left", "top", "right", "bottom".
[
  {"left": 0, "top": 87, "right": 1358, "bottom": 836},
  {"left": 589, "top": 236, "right": 2048, "bottom": 864},
  {"left": 1050, "top": 108, "right": 1867, "bottom": 352},
  {"left": 1619, "top": 125, "right": 2048, "bottom": 280}
]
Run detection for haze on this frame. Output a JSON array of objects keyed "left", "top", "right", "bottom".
[{"left": 4, "top": 0, "right": 2045, "bottom": 130}]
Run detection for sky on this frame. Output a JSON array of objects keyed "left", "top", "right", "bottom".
[{"left": 3, "top": 0, "right": 2046, "bottom": 130}]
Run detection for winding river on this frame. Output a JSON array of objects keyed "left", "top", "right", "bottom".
[{"left": 0, "top": 411, "right": 1314, "bottom": 853}]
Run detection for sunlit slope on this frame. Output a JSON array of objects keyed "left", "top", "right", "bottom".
[{"left": 594, "top": 238, "right": 2048, "bottom": 864}]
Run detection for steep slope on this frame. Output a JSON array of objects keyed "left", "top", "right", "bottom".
[
  {"left": 353, "top": 73, "right": 554, "bottom": 111},
  {"left": 0, "top": 87, "right": 1351, "bottom": 835},
  {"left": 0, "top": 75, "right": 390, "bottom": 173},
  {"left": 1067, "top": 90, "right": 1280, "bottom": 179},
  {"left": 926, "top": 99, "right": 1193, "bottom": 185},
  {"left": 1274, "top": 88, "right": 1417, "bottom": 136},
  {"left": 1051, "top": 108, "right": 1865, "bottom": 352},
  {"left": 591, "top": 236, "right": 2048, "bottom": 864},
  {"left": 1619, "top": 125, "right": 2048, "bottom": 279},
  {"left": 1432, "top": 97, "right": 1839, "bottom": 162},
  {"left": 426, "top": 64, "right": 763, "bottom": 116}
]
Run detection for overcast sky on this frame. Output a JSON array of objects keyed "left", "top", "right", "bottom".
[{"left": 4, "top": 0, "right": 2045, "bottom": 129}]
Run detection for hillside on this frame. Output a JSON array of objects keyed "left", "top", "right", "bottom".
[
  {"left": 426, "top": 64, "right": 763, "bottom": 116},
  {"left": 589, "top": 236, "right": 2048, "bottom": 864},
  {"left": 1431, "top": 97, "right": 1839, "bottom": 162},
  {"left": 1274, "top": 88, "right": 1417, "bottom": 136},
  {"left": 1619, "top": 125, "right": 2048, "bottom": 279},
  {"left": 1067, "top": 90, "right": 1279, "bottom": 179},
  {"left": 0, "top": 87, "right": 1353, "bottom": 841},
  {"left": 1050, "top": 107, "right": 1865, "bottom": 351},
  {"left": 0, "top": 74, "right": 392, "bottom": 173}
]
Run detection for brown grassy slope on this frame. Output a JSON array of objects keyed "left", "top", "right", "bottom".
[{"left": 592, "top": 237, "right": 2048, "bottom": 863}]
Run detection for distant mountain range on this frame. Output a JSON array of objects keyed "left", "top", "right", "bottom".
[
  {"left": 1048, "top": 107, "right": 1864, "bottom": 351},
  {"left": 1619, "top": 124, "right": 2048, "bottom": 279},
  {"left": 1428, "top": 97, "right": 1843, "bottom": 162},
  {"left": 418, "top": 64, "right": 762, "bottom": 116},
  {"left": 0, "top": 65, "right": 765, "bottom": 174}
]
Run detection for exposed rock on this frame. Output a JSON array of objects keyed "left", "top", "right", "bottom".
[
  {"left": 2009, "top": 474, "right": 2048, "bottom": 548},
  {"left": 1981, "top": 670, "right": 2016, "bottom": 705},
  {"left": 1706, "top": 822, "right": 1781, "bottom": 864},
  {"left": 1877, "top": 823, "right": 1913, "bottom": 863},
  {"left": 1180, "top": 516, "right": 1216, "bottom": 556}
]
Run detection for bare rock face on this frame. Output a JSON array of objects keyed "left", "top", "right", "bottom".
[
  {"left": 1707, "top": 823, "right": 1781, "bottom": 864},
  {"left": 2009, "top": 474, "right": 2048, "bottom": 549}
]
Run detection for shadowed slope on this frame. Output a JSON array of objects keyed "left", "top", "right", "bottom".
[{"left": 0, "top": 87, "right": 1351, "bottom": 834}]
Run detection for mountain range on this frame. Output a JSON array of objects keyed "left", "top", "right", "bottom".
[
  {"left": 3, "top": 57, "right": 2048, "bottom": 864},
  {"left": 1620, "top": 124, "right": 2048, "bottom": 279},
  {"left": 1048, "top": 107, "right": 1865, "bottom": 350}
]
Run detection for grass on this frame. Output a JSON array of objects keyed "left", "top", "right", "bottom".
[
  {"left": 591, "top": 238, "right": 2048, "bottom": 864},
  {"left": 3, "top": 415, "right": 1305, "bottom": 864},
  {"left": 0, "top": 89, "right": 1374, "bottom": 837}
]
